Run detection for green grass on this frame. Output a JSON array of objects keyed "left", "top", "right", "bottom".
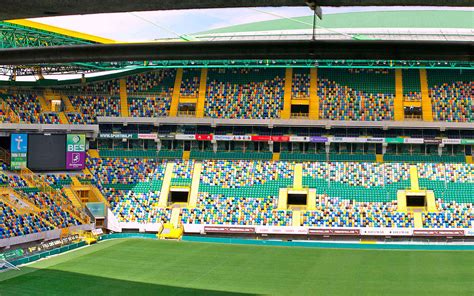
[{"left": 1, "top": 239, "right": 473, "bottom": 295}]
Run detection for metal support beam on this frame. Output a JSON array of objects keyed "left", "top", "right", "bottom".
[{"left": 0, "top": 40, "right": 471, "bottom": 66}]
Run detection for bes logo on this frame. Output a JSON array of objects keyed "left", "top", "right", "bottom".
[{"left": 67, "top": 135, "right": 85, "bottom": 152}]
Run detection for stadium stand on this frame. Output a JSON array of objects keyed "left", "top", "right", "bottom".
[
  {"left": 180, "top": 192, "right": 291, "bottom": 226},
  {"left": 0, "top": 201, "right": 53, "bottom": 239},
  {"left": 318, "top": 68, "right": 395, "bottom": 121},
  {"left": 428, "top": 70, "right": 473, "bottom": 122},
  {"left": 204, "top": 68, "right": 285, "bottom": 119},
  {"left": 67, "top": 96, "right": 120, "bottom": 124},
  {"left": 302, "top": 195, "right": 414, "bottom": 228}
]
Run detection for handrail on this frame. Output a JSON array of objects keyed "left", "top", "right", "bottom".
[{"left": 20, "top": 168, "right": 90, "bottom": 224}]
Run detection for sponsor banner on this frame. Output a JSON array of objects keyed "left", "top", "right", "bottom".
[
  {"left": 308, "top": 228, "right": 360, "bottom": 235},
  {"left": 404, "top": 138, "right": 424, "bottom": 144},
  {"left": 137, "top": 133, "right": 157, "bottom": 140},
  {"left": 66, "top": 152, "right": 86, "bottom": 170},
  {"left": 329, "top": 137, "right": 366, "bottom": 143},
  {"left": 385, "top": 137, "right": 405, "bottom": 144},
  {"left": 183, "top": 224, "right": 204, "bottom": 233},
  {"left": 310, "top": 136, "right": 328, "bottom": 143},
  {"left": 413, "top": 229, "right": 465, "bottom": 237},
  {"left": 461, "top": 139, "right": 474, "bottom": 145},
  {"left": 204, "top": 226, "right": 255, "bottom": 234},
  {"left": 442, "top": 139, "right": 461, "bottom": 145},
  {"left": 66, "top": 134, "right": 86, "bottom": 170},
  {"left": 10, "top": 134, "right": 28, "bottom": 170},
  {"left": 256, "top": 226, "right": 308, "bottom": 235},
  {"left": 214, "top": 135, "right": 234, "bottom": 141},
  {"left": 99, "top": 133, "right": 135, "bottom": 139},
  {"left": 195, "top": 134, "right": 213, "bottom": 141},
  {"left": 251, "top": 135, "right": 270, "bottom": 142},
  {"left": 423, "top": 139, "right": 442, "bottom": 145},
  {"left": 0, "top": 249, "right": 24, "bottom": 261},
  {"left": 271, "top": 136, "right": 290, "bottom": 142},
  {"left": 289, "top": 136, "right": 310, "bottom": 142},
  {"left": 365, "top": 138, "right": 385, "bottom": 143},
  {"left": 175, "top": 134, "right": 195, "bottom": 140},
  {"left": 91, "top": 228, "right": 104, "bottom": 236},
  {"left": 465, "top": 229, "right": 474, "bottom": 237},
  {"left": 158, "top": 134, "right": 175, "bottom": 140},
  {"left": 360, "top": 228, "right": 413, "bottom": 236},
  {"left": 233, "top": 135, "right": 252, "bottom": 141}
]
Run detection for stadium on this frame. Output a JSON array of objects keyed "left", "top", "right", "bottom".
[{"left": 0, "top": 1, "right": 473, "bottom": 295}]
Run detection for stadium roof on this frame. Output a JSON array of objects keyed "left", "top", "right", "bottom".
[
  {"left": 195, "top": 10, "right": 474, "bottom": 42},
  {"left": 0, "top": 9, "right": 472, "bottom": 77},
  {"left": 1, "top": 0, "right": 471, "bottom": 20}
]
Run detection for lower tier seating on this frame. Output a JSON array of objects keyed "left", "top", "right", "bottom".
[
  {"left": 302, "top": 195, "right": 414, "bottom": 228},
  {"left": 180, "top": 192, "right": 291, "bottom": 226}
]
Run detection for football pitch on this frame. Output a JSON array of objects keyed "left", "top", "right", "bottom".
[{"left": 1, "top": 238, "right": 473, "bottom": 296}]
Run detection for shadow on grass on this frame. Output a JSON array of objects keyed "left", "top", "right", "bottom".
[{"left": 0, "top": 266, "right": 255, "bottom": 296}]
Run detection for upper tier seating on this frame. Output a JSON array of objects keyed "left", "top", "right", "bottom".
[
  {"left": 68, "top": 96, "right": 120, "bottom": 124},
  {"left": 3, "top": 94, "right": 60, "bottom": 124},
  {"left": 402, "top": 69, "right": 422, "bottom": 101},
  {"left": 205, "top": 68, "right": 285, "bottom": 119},
  {"left": 129, "top": 96, "right": 171, "bottom": 117},
  {"left": 126, "top": 70, "right": 175, "bottom": 93},
  {"left": 292, "top": 69, "right": 310, "bottom": 98},
  {"left": 318, "top": 68, "right": 395, "bottom": 121},
  {"left": 180, "top": 69, "right": 200, "bottom": 97},
  {"left": 63, "top": 79, "right": 120, "bottom": 94},
  {"left": 428, "top": 69, "right": 473, "bottom": 122}
]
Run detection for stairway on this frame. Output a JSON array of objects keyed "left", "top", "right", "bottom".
[
  {"left": 88, "top": 150, "right": 100, "bottom": 158},
  {"left": 394, "top": 69, "right": 404, "bottom": 121},
  {"left": 71, "top": 176, "right": 82, "bottom": 186},
  {"left": 37, "top": 93, "right": 51, "bottom": 112},
  {"left": 413, "top": 212, "right": 423, "bottom": 228},
  {"left": 61, "top": 94, "right": 76, "bottom": 112},
  {"left": 170, "top": 208, "right": 181, "bottom": 227},
  {"left": 308, "top": 68, "right": 319, "bottom": 120},
  {"left": 0, "top": 188, "right": 41, "bottom": 214},
  {"left": 272, "top": 152, "right": 280, "bottom": 161},
  {"left": 278, "top": 189, "right": 287, "bottom": 210},
  {"left": 293, "top": 163, "right": 303, "bottom": 188},
  {"left": 409, "top": 165, "right": 419, "bottom": 190},
  {"left": 292, "top": 210, "right": 301, "bottom": 227},
  {"left": 63, "top": 187, "right": 83, "bottom": 209},
  {"left": 188, "top": 162, "right": 202, "bottom": 208},
  {"left": 20, "top": 167, "right": 90, "bottom": 224},
  {"left": 158, "top": 162, "right": 175, "bottom": 207},
  {"left": 281, "top": 68, "right": 292, "bottom": 119},
  {"left": 419, "top": 69, "right": 433, "bottom": 121},
  {"left": 119, "top": 78, "right": 129, "bottom": 117},
  {"left": 58, "top": 112, "right": 69, "bottom": 124},
  {"left": 169, "top": 68, "right": 183, "bottom": 117},
  {"left": 195, "top": 68, "right": 207, "bottom": 118}
]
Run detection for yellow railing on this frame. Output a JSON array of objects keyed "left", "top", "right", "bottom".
[
  {"left": 20, "top": 168, "right": 90, "bottom": 224},
  {"left": 291, "top": 113, "right": 309, "bottom": 119},
  {"left": 178, "top": 110, "right": 196, "bottom": 117}
]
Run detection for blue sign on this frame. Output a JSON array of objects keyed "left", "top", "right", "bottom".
[{"left": 11, "top": 134, "right": 28, "bottom": 153}]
